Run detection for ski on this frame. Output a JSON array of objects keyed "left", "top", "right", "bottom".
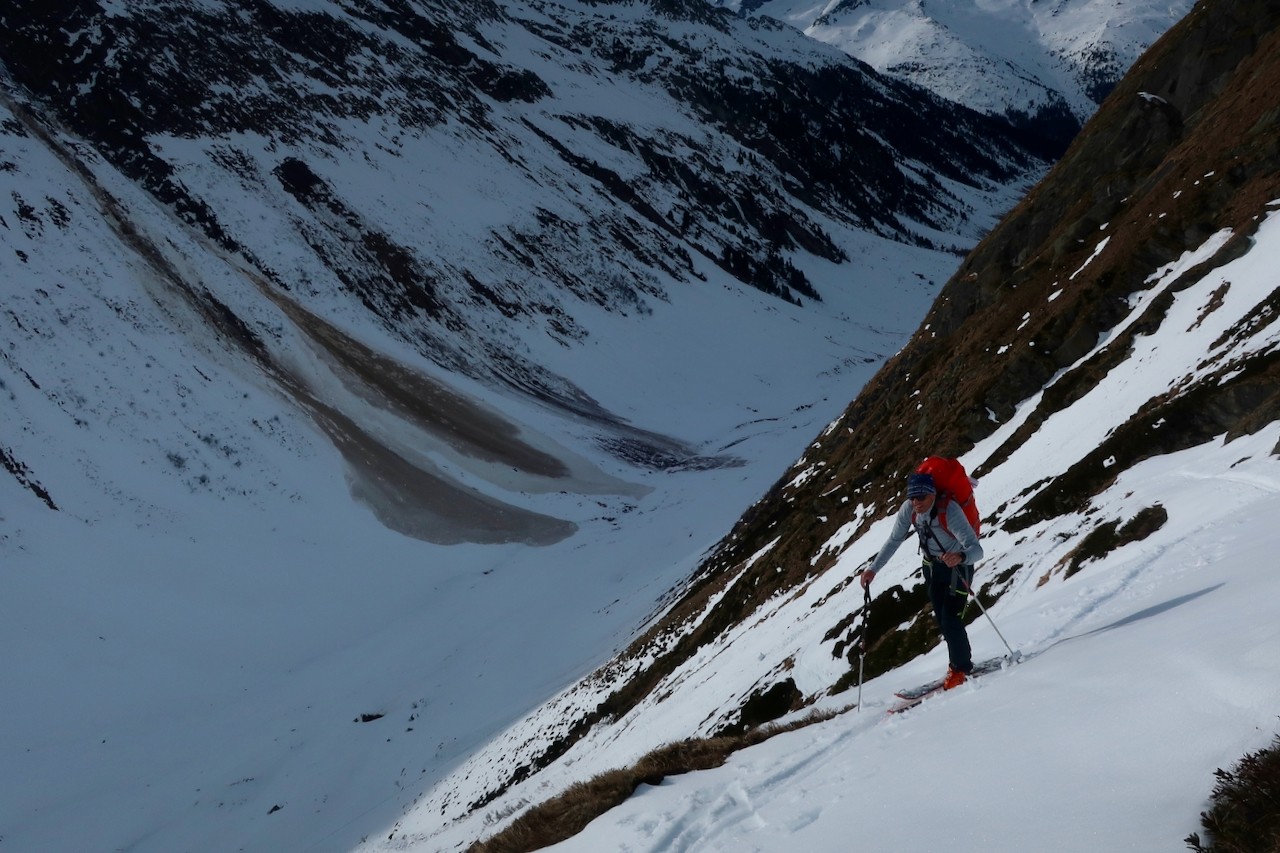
[
  {"left": 887, "top": 655, "right": 1014, "bottom": 713},
  {"left": 887, "top": 690, "right": 943, "bottom": 714}
]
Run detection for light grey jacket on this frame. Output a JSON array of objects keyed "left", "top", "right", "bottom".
[{"left": 865, "top": 498, "right": 983, "bottom": 578}]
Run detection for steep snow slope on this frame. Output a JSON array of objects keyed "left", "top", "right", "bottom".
[
  {"left": 544, "top": 428, "right": 1280, "bottom": 852},
  {"left": 385, "top": 1, "right": 1280, "bottom": 849},
  {"left": 370, "top": 198, "right": 1280, "bottom": 852},
  {"left": 0, "top": 1, "right": 1044, "bottom": 851},
  {"left": 0, "top": 98, "right": 943, "bottom": 853}
]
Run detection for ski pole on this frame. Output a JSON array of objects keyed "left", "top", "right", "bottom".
[
  {"left": 959, "top": 572, "right": 1020, "bottom": 661},
  {"left": 857, "top": 584, "right": 870, "bottom": 711}
]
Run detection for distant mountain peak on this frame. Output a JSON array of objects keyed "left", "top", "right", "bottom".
[{"left": 708, "top": 0, "right": 1196, "bottom": 158}]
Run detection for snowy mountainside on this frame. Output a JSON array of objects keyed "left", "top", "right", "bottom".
[
  {"left": 538, "top": 428, "right": 1280, "bottom": 851},
  {"left": 389, "top": 0, "right": 1280, "bottom": 849},
  {"left": 711, "top": 0, "right": 1194, "bottom": 156},
  {"left": 0, "top": 1, "right": 1048, "bottom": 851},
  {"left": 0, "top": 0, "right": 1042, "bottom": 538}
]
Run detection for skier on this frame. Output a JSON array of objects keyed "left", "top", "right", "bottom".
[{"left": 860, "top": 471, "right": 983, "bottom": 689}]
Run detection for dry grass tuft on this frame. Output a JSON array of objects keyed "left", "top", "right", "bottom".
[{"left": 468, "top": 708, "right": 846, "bottom": 853}]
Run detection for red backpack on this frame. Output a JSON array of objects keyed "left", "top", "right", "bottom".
[{"left": 915, "top": 456, "right": 980, "bottom": 536}]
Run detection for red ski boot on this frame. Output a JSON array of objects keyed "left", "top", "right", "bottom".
[{"left": 942, "top": 666, "right": 967, "bottom": 690}]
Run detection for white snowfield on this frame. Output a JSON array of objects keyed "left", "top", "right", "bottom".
[
  {"left": 0, "top": 2, "right": 1260, "bottom": 851},
  {"left": 548, "top": 433, "right": 1280, "bottom": 852},
  {"left": 0, "top": 39, "right": 1004, "bottom": 853},
  {"left": 389, "top": 209, "right": 1280, "bottom": 851}
]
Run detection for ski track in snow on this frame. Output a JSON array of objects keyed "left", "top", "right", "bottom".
[{"left": 543, "top": 433, "right": 1280, "bottom": 852}]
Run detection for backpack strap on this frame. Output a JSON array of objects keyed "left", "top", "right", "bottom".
[
  {"left": 936, "top": 494, "right": 953, "bottom": 536},
  {"left": 912, "top": 502, "right": 946, "bottom": 557}
]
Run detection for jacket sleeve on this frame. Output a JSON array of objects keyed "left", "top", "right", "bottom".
[
  {"left": 866, "top": 502, "right": 914, "bottom": 576},
  {"left": 944, "top": 500, "right": 984, "bottom": 565}
]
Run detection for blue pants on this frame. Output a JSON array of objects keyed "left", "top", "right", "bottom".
[{"left": 923, "top": 560, "right": 974, "bottom": 673}]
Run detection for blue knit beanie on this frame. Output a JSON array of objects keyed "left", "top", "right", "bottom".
[{"left": 906, "top": 473, "right": 936, "bottom": 498}]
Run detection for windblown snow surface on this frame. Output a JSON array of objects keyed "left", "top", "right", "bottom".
[
  {"left": 0, "top": 40, "right": 1004, "bottom": 853},
  {"left": 381, "top": 203, "right": 1280, "bottom": 852},
  {"left": 1, "top": 4, "right": 1272, "bottom": 851}
]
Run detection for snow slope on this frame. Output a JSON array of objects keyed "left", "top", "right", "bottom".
[
  {"left": 378, "top": 198, "right": 1280, "bottom": 850},
  {"left": 0, "top": 0, "right": 1212, "bottom": 850},
  {"left": 548, "top": 432, "right": 1280, "bottom": 851},
  {"left": 0, "top": 17, "right": 1013, "bottom": 850}
]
